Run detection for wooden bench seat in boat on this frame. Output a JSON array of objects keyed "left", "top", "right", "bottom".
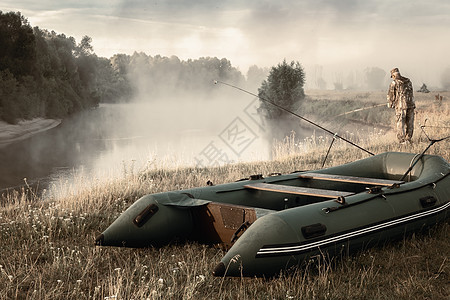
[
  {"left": 298, "top": 173, "right": 404, "bottom": 187},
  {"left": 243, "top": 182, "right": 353, "bottom": 198}
]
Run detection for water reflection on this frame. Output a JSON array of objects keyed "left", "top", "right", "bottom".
[{"left": 0, "top": 101, "right": 270, "bottom": 193}]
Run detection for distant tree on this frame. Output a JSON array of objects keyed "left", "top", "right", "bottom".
[
  {"left": 95, "top": 57, "right": 133, "bottom": 103},
  {"left": 246, "top": 65, "right": 269, "bottom": 90},
  {"left": 257, "top": 60, "right": 305, "bottom": 120},
  {"left": 333, "top": 72, "right": 343, "bottom": 90},
  {"left": 364, "top": 67, "right": 386, "bottom": 90},
  {"left": 76, "top": 35, "right": 94, "bottom": 57},
  {"left": 0, "top": 11, "right": 36, "bottom": 77},
  {"left": 124, "top": 54, "right": 245, "bottom": 99},
  {"left": 311, "top": 65, "right": 326, "bottom": 90},
  {"left": 345, "top": 71, "right": 358, "bottom": 90},
  {"left": 110, "top": 54, "right": 130, "bottom": 75},
  {"left": 316, "top": 77, "right": 327, "bottom": 90},
  {"left": 0, "top": 69, "right": 20, "bottom": 123}
]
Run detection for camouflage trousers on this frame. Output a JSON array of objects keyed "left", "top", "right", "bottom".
[{"left": 395, "top": 108, "right": 415, "bottom": 142}]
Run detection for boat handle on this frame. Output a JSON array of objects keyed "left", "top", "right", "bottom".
[
  {"left": 133, "top": 204, "right": 159, "bottom": 227},
  {"left": 231, "top": 221, "right": 251, "bottom": 243},
  {"left": 301, "top": 223, "right": 327, "bottom": 239},
  {"left": 420, "top": 196, "right": 437, "bottom": 208}
]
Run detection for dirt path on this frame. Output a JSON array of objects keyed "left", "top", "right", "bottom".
[{"left": 0, "top": 118, "right": 61, "bottom": 147}]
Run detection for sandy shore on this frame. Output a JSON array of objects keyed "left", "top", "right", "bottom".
[{"left": 0, "top": 118, "right": 61, "bottom": 146}]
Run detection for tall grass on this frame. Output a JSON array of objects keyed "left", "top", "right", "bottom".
[{"left": 1, "top": 91, "right": 449, "bottom": 299}]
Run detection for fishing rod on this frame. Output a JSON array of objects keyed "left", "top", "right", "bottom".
[
  {"left": 332, "top": 103, "right": 386, "bottom": 119},
  {"left": 399, "top": 126, "right": 450, "bottom": 181},
  {"left": 322, "top": 133, "right": 338, "bottom": 168},
  {"left": 214, "top": 80, "right": 375, "bottom": 156},
  {"left": 420, "top": 125, "right": 450, "bottom": 129}
]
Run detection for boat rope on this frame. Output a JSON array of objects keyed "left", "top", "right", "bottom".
[
  {"left": 399, "top": 127, "right": 450, "bottom": 181},
  {"left": 407, "top": 153, "right": 421, "bottom": 182},
  {"left": 214, "top": 80, "right": 375, "bottom": 156}
]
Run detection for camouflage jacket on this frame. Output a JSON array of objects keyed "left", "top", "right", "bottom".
[{"left": 387, "top": 76, "right": 415, "bottom": 111}]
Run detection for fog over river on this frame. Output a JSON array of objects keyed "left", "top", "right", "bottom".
[{"left": 0, "top": 99, "right": 272, "bottom": 193}]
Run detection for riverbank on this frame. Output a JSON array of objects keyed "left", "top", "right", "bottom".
[{"left": 0, "top": 118, "right": 61, "bottom": 147}]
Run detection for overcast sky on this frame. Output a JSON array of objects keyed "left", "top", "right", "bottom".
[{"left": 3, "top": 0, "right": 450, "bottom": 88}]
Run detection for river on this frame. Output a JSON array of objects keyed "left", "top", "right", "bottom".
[{"left": 0, "top": 100, "right": 271, "bottom": 193}]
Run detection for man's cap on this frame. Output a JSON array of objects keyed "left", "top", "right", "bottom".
[{"left": 390, "top": 68, "right": 400, "bottom": 78}]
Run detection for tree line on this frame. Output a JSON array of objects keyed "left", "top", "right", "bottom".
[
  {"left": 111, "top": 53, "right": 248, "bottom": 101},
  {"left": 0, "top": 11, "right": 269, "bottom": 124},
  {"left": 0, "top": 11, "right": 120, "bottom": 123}
]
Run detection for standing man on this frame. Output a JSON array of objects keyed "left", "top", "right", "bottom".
[{"left": 387, "top": 68, "right": 415, "bottom": 143}]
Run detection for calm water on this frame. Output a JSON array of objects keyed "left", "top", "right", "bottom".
[{"left": 0, "top": 100, "right": 270, "bottom": 192}]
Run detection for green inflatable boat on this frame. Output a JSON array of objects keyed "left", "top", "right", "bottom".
[{"left": 95, "top": 152, "right": 450, "bottom": 277}]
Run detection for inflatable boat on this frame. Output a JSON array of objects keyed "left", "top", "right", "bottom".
[{"left": 95, "top": 152, "right": 450, "bottom": 277}]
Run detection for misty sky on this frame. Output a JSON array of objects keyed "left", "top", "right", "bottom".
[{"left": 4, "top": 0, "right": 450, "bottom": 87}]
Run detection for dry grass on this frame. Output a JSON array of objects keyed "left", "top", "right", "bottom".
[{"left": 1, "top": 91, "right": 449, "bottom": 299}]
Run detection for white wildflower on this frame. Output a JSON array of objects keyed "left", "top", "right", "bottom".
[{"left": 158, "top": 278, "right": 164, "bottom": 287}]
